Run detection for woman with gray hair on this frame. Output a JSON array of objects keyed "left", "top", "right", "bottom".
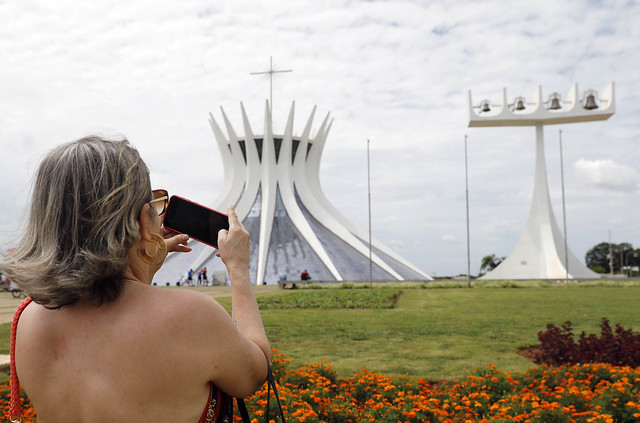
[{"left": 1, "top": 136, "right": 271, "bottom": 422}]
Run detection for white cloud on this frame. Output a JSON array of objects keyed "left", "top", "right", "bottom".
[
  {"left": 442, "top": 235, "right": 458, "bottom": 244},
  {"left": 0, "top": 0, "right": 639, "bottom": 275},
  {"left": 575, "top": 159, "right": 640, "bottom": 192}
]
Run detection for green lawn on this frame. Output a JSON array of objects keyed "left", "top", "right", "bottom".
[
  {"left": 221, "top": 283, "right": 640, "bottom": 381},
  {"left": 3, "top": 282, "right": 640, "bottom": 382}
]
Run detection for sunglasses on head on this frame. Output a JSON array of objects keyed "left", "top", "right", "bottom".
[{"left": 150, "top": 189, "right": 168, "bottom": 215}]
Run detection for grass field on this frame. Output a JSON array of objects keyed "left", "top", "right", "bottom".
[
  {"left": 3, "top": 282, "right": 640, "bottom": 382},
  {"left": 217, "top": 282, "right": 640, "bottom": 381}
]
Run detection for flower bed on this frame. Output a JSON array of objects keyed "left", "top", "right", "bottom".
[
  {"left": 243, "top": 352, "right": 640, "bottom": 423},
  {"left": 2, "top": 352, "right": 640, "bottom": 422}
]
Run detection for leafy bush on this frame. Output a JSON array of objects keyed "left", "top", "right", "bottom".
[{"left": 537, "top": 318, "right": 640, "bottom": 366}]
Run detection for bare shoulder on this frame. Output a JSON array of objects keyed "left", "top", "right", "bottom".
[
  {"left": 138, "top": 286, "right": 232, "bottom": 330},
  {"left": 119, "top": 285, "right": 238, "bottom": 377}
]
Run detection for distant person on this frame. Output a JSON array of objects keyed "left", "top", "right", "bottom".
[
  {"left": 187, "top": 268, "right": 193, "bottom": 285},
  {"left": 0, "top": 136, "right": 271, "bottom": 422},
  {"left": 301, "top": 270, "right": 311, "bottom": 281}
]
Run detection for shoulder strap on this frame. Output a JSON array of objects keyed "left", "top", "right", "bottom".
[
  {"left": 236, "top": 397, "right": 251, "bottom": 423},
  {"left": 236, "top": 359, "right": 287, "bottom": 423},
  {"left": 10, "top": 297, "right": 33, "bottom": 423},
  {"left": 264, "top": 361, "right": 287, "bottom": 423}
]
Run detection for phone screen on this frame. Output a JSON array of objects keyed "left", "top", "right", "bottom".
[{"left": 163, "top": 196, "right": 229, "bottom": 248}]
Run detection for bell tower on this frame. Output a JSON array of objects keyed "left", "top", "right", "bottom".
[{"left": 468, "top": 83, "right": 615, "bottom": 280}]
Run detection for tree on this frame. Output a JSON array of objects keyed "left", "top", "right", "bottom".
[
  {"left": 585, "top": 242, "right": 636, "bottom": 274},
  {"left": 624, "top": 248, "right": 640, "bottom": 276},
  {"left": 480, "top": 254, "right": 504, "bottom": 273}
]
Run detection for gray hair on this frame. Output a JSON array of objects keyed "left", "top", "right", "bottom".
[{"left": 0, "top": 136, "right": 151, "bottom": 308}]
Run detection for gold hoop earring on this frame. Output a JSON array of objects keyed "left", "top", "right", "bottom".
[{"left": 137, "top": 233, "right": 168, "bottom": 266}]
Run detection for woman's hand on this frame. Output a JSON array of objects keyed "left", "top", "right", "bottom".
[
  {"left": 211, "top": 205, "right": 269, "bottom": 395},
  {"left": 216, "top": 205, "right": 250, "bottom": 276},
  {"left": 161, "top": 229, "right": 192, "bottom": 253}
]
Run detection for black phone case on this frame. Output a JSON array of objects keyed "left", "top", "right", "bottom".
[{"left": 164, "top": 196, "right": 229, "bottom": 249}]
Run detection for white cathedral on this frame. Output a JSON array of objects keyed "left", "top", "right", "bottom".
[{"left": 154, "top": 102, "right": 431, "bottom": 285}]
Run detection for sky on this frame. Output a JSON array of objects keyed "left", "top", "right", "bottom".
[{"left": 0, "top": 0, "right": 638, "bottom": 278}]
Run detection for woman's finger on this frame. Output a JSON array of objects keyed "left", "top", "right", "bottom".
[
  {"left": 165, "top": 234, "right": 191, "bottom": 253},
  {"left": 227, "top": 205, "right": 239, "bottom": 228}
]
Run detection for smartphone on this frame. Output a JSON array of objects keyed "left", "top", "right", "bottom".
[{"left": 163, "top": 195, "right": 229, "bottom": 248}]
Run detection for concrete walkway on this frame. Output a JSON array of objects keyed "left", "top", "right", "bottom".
[
  {"left": 0, "top": 292, "right": 24, "bottom": 370},
  {"left": 0, "top": 292, "right": 26, "bottom": 325}
]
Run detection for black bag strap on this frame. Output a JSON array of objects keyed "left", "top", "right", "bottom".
[
  {"left": 236, "top": 397, "right": 251, "bottom": 423},
  {"left": 235, "top": 359, "right": 286, "bottom": 423},
  {"left": 264, "top": 361, "right": 287, "bottom": 423}
]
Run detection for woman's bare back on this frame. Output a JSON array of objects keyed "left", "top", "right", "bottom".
[{"left": 15, "top": 283, "right": 222, "bottom": 422}]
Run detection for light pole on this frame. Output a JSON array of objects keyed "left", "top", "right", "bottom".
[
  {"left": 559, "top": 129, "right": 569, "bottom": 285},
  {"left": 468, "top": 82, "right": 615, "bottom": 280},
  {"left": 367, "top": 139, "right": 373, "bottom": 287},
  {"left": 609, "top": 230, "right": 614, "bottom": 275},
  {"left": 465, "top": 135, "right": 471, "bottom": 287}
]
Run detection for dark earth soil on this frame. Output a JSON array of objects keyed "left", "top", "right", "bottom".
[{"left": 517, "top": 346, "right": 542, "bottom": 363}]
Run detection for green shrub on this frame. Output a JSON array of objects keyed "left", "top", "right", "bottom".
[{"left": 257, "top": 289, "right": 401, "bottom": 309}]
